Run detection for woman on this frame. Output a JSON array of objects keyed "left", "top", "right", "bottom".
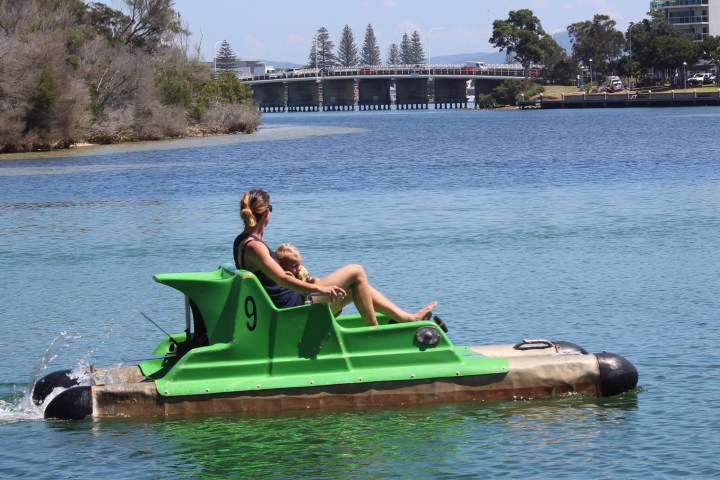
[{"left": 234, "top": 189, "right": 436, "bottom": 326}]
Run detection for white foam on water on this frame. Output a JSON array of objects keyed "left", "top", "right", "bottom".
[{"left": 0, "top": 331, "right": 97, "bottom": 423}]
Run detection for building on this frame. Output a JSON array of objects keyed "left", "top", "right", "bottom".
[
  {"left": 234, "top": 60, "right": 274, "bottom": 78},
  {"left": 207, "top": 59, "right": 274, "bottom": 77},
  {"left": 650, "top": 0, "right": 720, "bottom": 40}
]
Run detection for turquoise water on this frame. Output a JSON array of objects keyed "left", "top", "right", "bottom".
[{"left": 1, "top": 107, "right": 719, "bottom": 478}]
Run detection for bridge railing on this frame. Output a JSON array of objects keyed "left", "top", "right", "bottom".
[{"left": 246, "top": 64, "right": 532, "bottom": 81}]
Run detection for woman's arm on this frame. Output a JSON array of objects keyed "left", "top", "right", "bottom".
[{"left": 244, "top": 241, "right": 345, "bottom": 300}]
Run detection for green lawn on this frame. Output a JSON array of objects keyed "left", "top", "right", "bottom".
[{"left": 536, "top": 84, "right": 720, "bottom": 100}]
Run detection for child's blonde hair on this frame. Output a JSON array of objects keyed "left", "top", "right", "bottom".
[
  {"left": 275, "top": 243, "right": 309, "bottom": 281},
  {"left": 275, "top": 243, "right": 301, "bottom": 262}
]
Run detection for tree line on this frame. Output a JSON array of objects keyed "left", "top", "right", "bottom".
[
  {"left": 5, "top": 3, "right": 717, "bottom": 152},
  {"left": 306, "top": 24, "right": 426, "bottom": 68},
  {"left": 304, "top": 9, "right": 720, "bottom": 87},
  {"left": 489, "top": 8, "right": 720, "bottom": 87},
  {"left": 0, "top": 0, "right": 259, "bottom": 153}
]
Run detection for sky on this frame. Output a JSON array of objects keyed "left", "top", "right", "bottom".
[{"left": 169, "top": 0, "right": 651, "bottom": 65}]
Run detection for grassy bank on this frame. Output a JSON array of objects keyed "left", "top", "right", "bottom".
[{"left": 536, "top": 84, "right": 720, "bottom": 100}]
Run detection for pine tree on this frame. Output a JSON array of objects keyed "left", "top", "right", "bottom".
[
  {"left": 360, "top": 24, "right": 381, "bottom": 65},
  {"left": 399, "top": 33, "right": 412, "bottom": 64},
  {"left": 386, "top": 44, "right": 400, "bottom": 65},
  {"left": 308, "top": 27, "right": 337, "bottom": 70},
  {"left": 410, "top": 31, "right": 425, "bottom": 64},
  {"left": 337, "top": 25, "right": 359, "bottom": 67},
  {"left": 216, "top": 39, "right": 237, "bottom": 71},
  {"left": 307, "top": 41, "right": 317, "bottom": 69}
]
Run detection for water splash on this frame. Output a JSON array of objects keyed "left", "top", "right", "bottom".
[{"left": 0, "top": 331, "right": 95, "bottom": 423}]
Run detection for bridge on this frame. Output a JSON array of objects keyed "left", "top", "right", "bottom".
[{"left": 241, "top": 64, "right": 534, "bottom": 112}]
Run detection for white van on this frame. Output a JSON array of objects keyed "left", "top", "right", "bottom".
[{"left": 284, "top": 67, "right": 303, "bottom": 77}]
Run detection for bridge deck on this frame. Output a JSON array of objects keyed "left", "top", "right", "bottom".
[{"left": 246, "top": 64, "right": 535, "bottom": 112}]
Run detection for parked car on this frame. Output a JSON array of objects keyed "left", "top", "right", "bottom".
[
  {"left": 284, "top": 67, "right": 303, "bottom": 77},
  {"left": 687, "top": 73, "right": 710, "bottom": 86}
]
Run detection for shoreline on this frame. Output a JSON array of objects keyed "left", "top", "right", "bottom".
[
  {"left": 0, "top": 124, "right": 365, "bottom": 161},
  {"left": 0, "top": 122, "right": 260, "bottom": 157},
  {"left": 5, "top": 88, "right": 719, "bottom": 157}
]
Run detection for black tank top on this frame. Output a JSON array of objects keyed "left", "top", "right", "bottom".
[{"left": 233, "top": 232, "right": 304, "bottom": 309}]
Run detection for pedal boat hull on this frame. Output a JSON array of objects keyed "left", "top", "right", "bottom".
[{"left": 37, "top": 265, "right": 638, "bottom": 420}]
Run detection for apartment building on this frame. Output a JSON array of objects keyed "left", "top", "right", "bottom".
[{"left": 651, "top": 0, "right": 720, "bottom": 40}]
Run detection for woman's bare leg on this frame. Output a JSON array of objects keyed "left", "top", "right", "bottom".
[
  {"left": 316, "top": 264, "right": 436, "bottom": 326},
  {"left": 367, "top": 286, "right": 437, "bottom": 323}
]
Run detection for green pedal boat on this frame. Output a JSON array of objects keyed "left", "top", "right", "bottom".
[{"left": 34, "top": 263, "right": 638, "bottom": 420}]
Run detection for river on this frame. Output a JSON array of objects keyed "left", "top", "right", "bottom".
[{"left": 1, "top": 107, "right": 719, "bottom": 478}]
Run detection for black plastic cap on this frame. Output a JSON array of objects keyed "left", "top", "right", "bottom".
[
  {"left": 44, "top": 385, "right": 93, "bottom": 420},
  {"left": 415, "top": 326, "right": 441, "bottom": 347},
  {"left": 596, "top": 352, "right": 639, "bottom": 397}
]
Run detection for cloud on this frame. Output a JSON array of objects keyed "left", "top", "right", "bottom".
[
  {"left": 396, "top": 19, "right": 422, "bottom": 36},
  {"left": 286, "top": 33, "right": 304, "bottom": 45},
  {"left": 244, "top": 33, "right": 265, "bottom": 50}
]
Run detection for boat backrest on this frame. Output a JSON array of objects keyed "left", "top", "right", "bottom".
[
  {"left": 150, "top": 264, "right": 468, "bottom": 397},
  {"left": 154, "top": 264, "right": 344, "bottom": 367},
  {"left": 154, "top": 266, "right": 239, "bottom": 345}
]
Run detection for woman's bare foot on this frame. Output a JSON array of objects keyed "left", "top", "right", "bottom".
[{"left": 409, "top": 301, "right": 437, "bottom": 321}]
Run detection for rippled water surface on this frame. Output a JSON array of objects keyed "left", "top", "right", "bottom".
[{"left": 1, "top": 107, "right": 719, "bottom": 479}]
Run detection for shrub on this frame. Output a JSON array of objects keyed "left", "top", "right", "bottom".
[
  {"left": 25, "top": 69, "right": 61, "bottom": 134},
  {"left": 156, "top": 68, "right": 194, "bottom": 109},
  {"left": 199, "top": 102, "right": 260, "bottom": 134},
  {"left": 490, "top": 79, "right": 546, "bottom": 106},
  {"left": 133, "top": 104, "right": 188, "bottom": 140},
  {"left": 0, "top": 0, "right": 259, "bottom": 151},
  {"left": 525, "top": 83, "right": 545, "bottom": 99},
  {"left": 476, "top": 94, "right": 496, "bottom": 109},
  {"left": 491, "top": 79, "right": 525, "bottom": 106}
]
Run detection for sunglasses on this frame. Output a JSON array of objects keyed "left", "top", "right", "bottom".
[{"left": 268, "top": 204, "right": 273, "bottom": 213}]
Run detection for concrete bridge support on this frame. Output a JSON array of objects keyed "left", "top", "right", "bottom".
[
  {"left": 322, "top": 79, "right": 356, "bottom": 111},
  {"left": 395, "top": 78, "right": 428, "bottom": 110},
  {"left": 287, "top": 81, "right": 320, "bottom": 112},
  {"left": 433, "top": 78, "right": 468, "bottom": 109},
  {"left": 253, "top": 83, "right": 286, "bottom": 112},
  {"left": 358, "top": 79, "right": 393, "bottom": 110}
]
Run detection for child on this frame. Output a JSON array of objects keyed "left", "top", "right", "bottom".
[
  {"left": 275, "top": 243, "right": 315, "bottom": 283},
  {"left": 276, "top": 243, "right": 345, "bottom": 315}
]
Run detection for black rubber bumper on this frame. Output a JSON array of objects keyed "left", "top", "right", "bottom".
[
  {"left": 596, "top": 352, "right": 639, "bottom": 397},
  {"left": 43, "top": 385, "right": 93, "bottom": 420},
  {"left": 32, "top": 369, "right": 80, "bottom": 406}
]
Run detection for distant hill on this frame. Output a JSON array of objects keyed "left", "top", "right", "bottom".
[
  {"left": 432, "top": 32, "right": 572, "bottom": 65},
  {"left": 262, "top": 36, "right": 572, "bottom": 69},
  {"left": 262, "top": 60, "right": 304, "bottom": 69},
  {"left": 431, "top": 51, "right": 506, "bottom": 65},
  {"left": 259, "top": 53, "right": 507, "bottom": 68},
  {"left": 552, "top": 31, "right": 573, "bottom": 54}
]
